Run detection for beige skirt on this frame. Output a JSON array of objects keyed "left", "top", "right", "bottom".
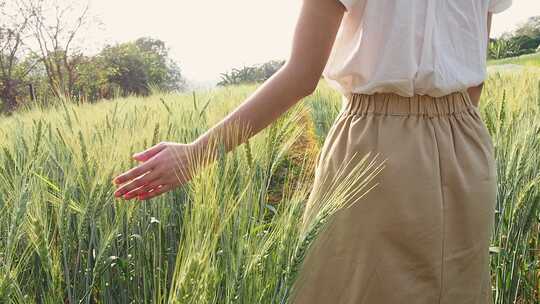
[{"left": 290, "top": 91, "right": 497, "bottom": 304}]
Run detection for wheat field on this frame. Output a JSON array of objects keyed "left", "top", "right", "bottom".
[{"left": 0, "top": 67, "right": 539, "bottom": 303}]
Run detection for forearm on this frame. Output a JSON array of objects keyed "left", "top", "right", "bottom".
[{"left": 190, "top": 64, "right": 314, "bottom": 167}]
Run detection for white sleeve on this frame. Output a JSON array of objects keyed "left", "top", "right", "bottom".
[{"left": 488, "top": 0, "right": 513, "bottom": 14}]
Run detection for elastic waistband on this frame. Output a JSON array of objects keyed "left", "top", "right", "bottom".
[{"left": 342, "top": 91, "right": 476, "bottom": 117}]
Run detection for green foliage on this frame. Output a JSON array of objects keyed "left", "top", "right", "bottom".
[
  {"left": 98, "top": 37, "right": 187, "bottom": 98},
  {"left": 489, "top": 15, "right": 540, "bottom": 60},
  {"left": 514, "top": 16, "right": 540, "bottom": 39},
  {"left": 0, "top": 34, "right": 187, "bottom": 114},
  {"left": 217, "top": 60, "right": 286, "bottom": 87},
  {"left": 489, "top": 38, "right": 522, "bottom": 60},
  {"left": 72, "top": 54, "right": 117, "bottom": 101}
]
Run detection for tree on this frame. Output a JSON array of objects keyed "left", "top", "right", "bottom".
[
  {"left": 508, "top": 35, "right": 540, "bottom": 55},
  {"left": 0, "top": 0, "right": 37, "bottom": 112},
  {"left": 100, "top": 38, "right": 186, "bottom": 96},
  {"left": 488, "top": 15, "right": 540, "bottom": 60},
  {"left": 217, "top": 59, "right": 286, "bottom": 86},
  {"left": 134, "top": 37, "right": 186, "bottom": 92},
  {"left": 0, "top": 1, "right": 189, "bottom": 112},
  {"left": 21, "top": 0, "right": 90, "bottom": 99},
  {"left": 0, "top": 9, "right": 26, "bottom": 112},
  {"left": 100, "top": 42, "right": 149, "bottom": 96},
  {"left": 514, "top": 16, "right": 540, "bottom": 39},
  {"left": 72, "top": 54, "right": 115, "bottom": 101}
]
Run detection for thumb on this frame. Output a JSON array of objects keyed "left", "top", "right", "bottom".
[{"left": 133, "top": 142, "right": 167, "bottom": 162}]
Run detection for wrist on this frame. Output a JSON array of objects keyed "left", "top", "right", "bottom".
[{"left": 190, "top": 137, "right": 216, "bottom": 169}]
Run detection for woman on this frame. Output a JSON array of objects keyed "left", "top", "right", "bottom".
[{"left": 112, "top": 0, "right": 511, "bottom": 302}]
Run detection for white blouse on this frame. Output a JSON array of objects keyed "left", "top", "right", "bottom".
[{"left": 323, "top": 0, "right": 514, "bottom": 98}]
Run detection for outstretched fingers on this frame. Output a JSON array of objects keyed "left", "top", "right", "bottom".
[
  {"left": 137, "top": 184, "right": 174, "bottom": 201},
  {"left": 132, "top": 142, "right": 168, "bottom": 162},
  {"left": 113, "top": 159, "right": 158, "bottom": 193},
  {"left": 122, "top": 180, "right": 162, "bottom": 200}
]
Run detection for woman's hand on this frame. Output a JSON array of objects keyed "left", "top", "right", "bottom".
[{"left": 112, "top": 141, "right": 198, "bottom": 201}]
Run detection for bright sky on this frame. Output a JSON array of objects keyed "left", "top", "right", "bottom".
[{"left": 87, "top": 0, "right": 539, "bottom": 86}]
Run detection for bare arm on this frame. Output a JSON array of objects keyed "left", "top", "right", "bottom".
[
  {"left": 112, "top": 0, "right": 346, "bottom": 200},
  {"left": 190, "top": 0, "right": 346, "bottom": 163},
  {"left": 466, "top": 12, "right": 493, "bottom": 107}
]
